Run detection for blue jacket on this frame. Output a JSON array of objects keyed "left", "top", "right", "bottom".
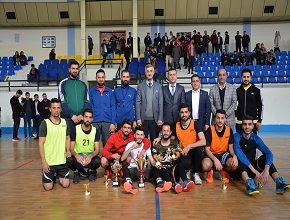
[
  {"left": 234, "top": 132, "right": 273, "bottom": 167},
  {"left": 114, "top": 85, "right": 136, "bottom": 124},
  {"left": 89, "top": 86, "right": 116, "bottom": 124}
]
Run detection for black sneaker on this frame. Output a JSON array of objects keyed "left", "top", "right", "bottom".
[
  {"left": 73, "top": 172, "right": 80, "bottom": 184},
  {"left": 79, "top": 168, "right": 88, "bottom": 177},
  {"left": 88, "top": 172, "right": 96, "bottom": 182}
]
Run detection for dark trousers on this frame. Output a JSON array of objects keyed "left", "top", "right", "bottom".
[
  {"left": 13, "top": 117, "right": 20, "bottom": 138},
  {"left": 66, "top": 155, "right": 101, "bottom": 171},
  {"left": 180, "top": 147, "right": 204, "bottom": 173},
  {"left": 33, "top": 115, "right": 42, "bottom": 137},
  {"left": 125, "top": 57, "right": 130, "bottom": 70},
  {"left": 143, "top": 120, "right": 160, "bottom": 146},
  {"left": 236, "top": 43, "right": 241, "bottom": 52},
  {"left": 204, "top": 45, "right": 209, "bottom": 55},
  {"left": 188, "top": 56, "right": 195, "bottom": 73},
  {"left": 102, "top": 52, "right": 107, "bottom": 67},
  {"left": 212, "top": 44, "right": 217, "bottom": 53},
  {"left": 88, "top": 48, "right": 93, "bottom": 55}
]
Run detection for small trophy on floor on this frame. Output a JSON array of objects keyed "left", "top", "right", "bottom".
[
  {"left": 111, "top": 160, "right": 121, "bottom": 187},
  {"left": 104, "top": 175, "right": 109, "bottom": 186},
  {"left": 83, "top": 183, "right": 90, "bottom": 196},
  {"left": 221, "top": 178, "right": 227, "bottom": 190},
  {"left": 136, "top": 157, "right": 146, "bottom": 188}
]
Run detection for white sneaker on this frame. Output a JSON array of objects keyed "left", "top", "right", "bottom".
[
  {"left": 194, "top": 173, "right": 202, "bottom": 185},
  {"left": 186, "top": 170, "right": 191, "bottom": 180}
]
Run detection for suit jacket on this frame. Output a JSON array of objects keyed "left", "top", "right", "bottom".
[
  {"left": 136, "top": 81, "right": 163, "bottom": 123},
  {"left": 162, "top": 84, "right": 185, "bottom": 124},
  {"left": 209, "top": 83, "right": 237, "bottom": 127},
  {"left": 185, "top": 89, "right": 211, "bottom": 128}
]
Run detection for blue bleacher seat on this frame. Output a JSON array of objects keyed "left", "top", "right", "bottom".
[
  {"left": 229, "top": 71, "right": 236, "bottom": 78},
  {"left": 28, "top": 56, "right": 33, "bottom": 61},
  {"left": 194, "top": 66, "right": 201, "bottom": 72},
  {"left": 267, "top": 77, "right": 277, "bottom": 83},
  {"left": 60, "top": 59, "right": 67, "bottom": 65},
  {"left": 51, "top": 59, "right": 59, "bottom": 66},
  {"left": 226, "top": 78, "right": 232, "bottom": 84},
  {"left": 233, "top": 78, "right": 242, "bottom": 84},
  {"left": 44, "top": 59, "right": 50, "bottom": 65},
  {"left": 263, "top": 65, "right": 270, "bottom": 71},
  {"left": 138, "top": 66, "right": 145, "bottom": 75},
  {"left": 208, "top": 78, "right": 216, "bottom": 84},
  {"left": 270, "top": 70, "right": 278, "bottom": 77},
  {"left": 205, "top": 71, "right": 212, "bottom": 77},
  {"left": 278, "top": 70, "right": 287, "bottom": 77},
  {"left": 252, "top": 77, "right": 260, "bottom": 84},
  {"left": 200, "top": 77, "right": 207, "bottom": 84},
  {"left": 210, "top": 66, "right": 217, "bottom": 72},
  {"left": 48, "top": 69, "right": 58, "bottom": 80},
  {"left": 277, "top": 77, "right": 287, "bottom": 83},
  {"left": 201, "top": 66, "right": 208, "bottom": 72}
]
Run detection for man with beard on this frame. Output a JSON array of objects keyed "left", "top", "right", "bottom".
[
  {"left": 201, "top": 109, "right": 238, "bottom": 184},
  {"left": 233, "top": 115, "right": 290, "bottom": 195},
  {"left": 152, "top": 123, "right": 194, "bottom": 194},
  {"left": 39, "top": 98, "right": 71, "bottom": 191},
  {"left": 66, "top": 109, "right": 101, "bottom": 184},
  {"left": 121, "top": 126, "right": 156, "bottom": 195},
  {"left": 101, "top": 119, "right": 150, "bottom": 180},
  {"left": 114, "top": 70, "right": 137, "bottom": 130},
  {"left": 58, "top": 60, "right": 90, "bottom": 136},
  {"left": 89, "top": 69, "right": 116, "bottom": 148},
  {"left": 176, "top": 103, "right": 206, "bottom": 185},
  {"left": 40, "top": 93, "right": 51, "bottom": 120},
  {"left": 236, "top": 68, "right": 263, "bottom": 134}
]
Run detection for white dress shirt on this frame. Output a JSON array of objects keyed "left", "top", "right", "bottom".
[{"left": 191, "top": 89, "right": 200, "bottom": 120}]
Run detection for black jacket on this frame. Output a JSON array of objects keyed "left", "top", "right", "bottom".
[
  {"left": 236, "top": 84, "right": 263, "bottom": 122},
  {"left": 10, "top": 96, "right": 22, "bottom": 118}
]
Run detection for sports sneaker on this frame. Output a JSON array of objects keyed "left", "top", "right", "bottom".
[
  {"left": 183, "top": 180, "right": 194, "bottom": 192},
  {"left": 174, "top": 183, "right": 183, "bottom": 193},
  {"left": 220, "top": 170, "right": 229, "bottom": 184},
  {"left": 12, "top": 137, "right": 20, "bottom": 141},
  {"left": 186, "top": 170, "right": 191, "bottom": 180},
  {"left": 88, "top": 171, "right": 96, "bottom": 182},
  {"left": 206, "top": 170, "right": 213, "bottom": 183},
  {"left": 73, "top": 172, "right": 80, "bottom": 184},
  {"left": 79, "top": 168, "right": 88, "bottom": 177},
  {"left": 194, "top": 173, "right": 202, "bottom": 185},
  {"left": 90, "top": 170, "right": 97, "bottom": 176},
  {"left": 155, "top": 181, "right": 172, "bottom": 193},
  {"left": 124, "top": 182, "right": 138, "bottom": 195},
  {"left": 246, "top": 178, "right": 259, "bottom": 195},
  {"left": 105, "top": 169, "right": 111, "bottom": 181},
  {"left": 276, "top": 176, "right": 290, "bottom": 194}
]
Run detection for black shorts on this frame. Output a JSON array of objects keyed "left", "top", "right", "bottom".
[
  {"left": 42, "top": 164, "right": 70, "bottom": 183},
  {"left": 207, "top": 152, "right": 232, "bottom": 170}
]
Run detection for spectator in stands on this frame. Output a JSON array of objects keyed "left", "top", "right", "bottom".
[
  {"left": 235, "top": 31, "right": 242, "bottom": 52},
  {"left": 40, "top": 93, "right": 51, "bottom": 120},
  {"left": 13, "top": 51, "right": 20, "bottom": 66},
  {"left": 267, "top": 49, "right": 276, "bottom": 65},
  {"left": 203, "top": 30, "right": 210, "bottom": 55},
  {"left": 101, "top": 39, "right": 108, "bottom": 68},
  {"left": 244, "top": 51, "right": 251, "bottom": 66},
  {"left": 237, "top": 51, "right": 246, "bottom": 66},
  {"left": 19, "top": 51, "right": 27, "bottom": 65},
  {"left": 119, "top": 34, "right": 126, "bottom": 54},
  {"left": 172, "top": 43, "right": 181, "bottom": 70},
  {"left": 221, "top": 49, "right": 229, "bottom": 67},
  {"left": 274, "top": 31, "right": 281, "bottom": 53},
  {"left": 115, "top": 38, "right": 121, "bottom": 57},
  {"left": 127, "top": 32, "right": 133, "bottom": 54},
  {"left": 242, "top": 31, "right": 250, "bottom": 52},
  {"left": 259, "top": 50, "right": 266, "bottom": 66},
  {"left": 88, "top": 36, "right": 94, "bottom": 55},
  {"left": 124, "top": 43, "right": 131, "bottom": 70},
  {"left": 224, "top": 31, "right": 229, "bottom": 53},
  {"left": 49, "top": 49, "right": 56, "bottom": 61},
  {"left": 144, "top": 46, "right": 150, "bottom": 64},
  {"left": 251, "top": 50, "right": 258, "bottom": 68},
  {"left": 109, "top": 33, "right": 117, "bottom": 52},
  {"left": 229, "top": 51, "right": 238, "bottom": 66},
  {"left": 216, "top": 32, "right": 223, "bottom": 54},
  {"left": 182, "top": 36, "right": 190, "bottom": 69},
  {"left": 254, "top": 43, "right": 260, "bottom": 53},
  {"left": 210, "top": 30, "right": 218, "bottom": 54},
  {"left": 149, "top": 47, "right": 158, "bottom": 70},
  {"left": 157, "top": 48, "right": 165, "bottom": 62},
  {"left": 10, "top": 89, "right": 24, "bottom": 141},
  {"left": 260, "top": 43, "right": 268, "bottom": 62},
  {"left": 107, "top": 41, "right": 114, "bottom": 68},
  {"left": 196, "top": 38, "right": 204, "bottom": 66},
  {"left": 165, "top": 40, "right": 173, "bottom": 70},
  {"left": 144, "top": 32, "right": 152, "bottom": 48},
  {"left": 187, "top": 39, "right": 196, "bottom": 74},
  {"left": 21, "top": 92, "right": 35, "bottom": 139},
  {"left": 28, "top": 64, "right": 38, "bottom": 82}
]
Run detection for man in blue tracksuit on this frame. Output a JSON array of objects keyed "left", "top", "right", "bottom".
[
  {"left": 114, "top": 69, "right": 137, "bottom": 130},
  {"left": 233, "top": 115, "right": 289, "bottom": 195},
  {"left": 89, "top": 69, "right": 116, "bottom": 146}
]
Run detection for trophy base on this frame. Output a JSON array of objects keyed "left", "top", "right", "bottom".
[
  {"left": 222, "top": 185, "right": 227, "bottom": 190},
  {"left": 138, "top": 182, "right": 145, "bottom": 188},
  {"left": 85, "top": 191, "right": 91, "bottom": 196},
  {"left": 113, "top": 181, "right": 120, "bottom": 187}
]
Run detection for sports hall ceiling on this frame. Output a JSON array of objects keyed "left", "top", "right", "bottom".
[{"left": 0, "top": 0, "right": 289, "bottom": 27}]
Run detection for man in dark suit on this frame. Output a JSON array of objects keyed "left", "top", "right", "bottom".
[
  {"left": 136, "top": 64, "right": 163, "bottom": 144},
  {"left": 162, "top": 68, "right": 185, "bottom": 138},
  {"left": 185, "top": 74, "right": 211, "bottom": 131},
  {"left": 124, "top": 43, "right": 131, "bottom": 70}
]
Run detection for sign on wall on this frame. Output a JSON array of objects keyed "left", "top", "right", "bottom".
[{"left": 42, "top": 36, "right": 56, "bottom": 48}]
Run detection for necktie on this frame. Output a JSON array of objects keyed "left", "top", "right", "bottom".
[
  {"left": 171, "top": 85, "right": 175, "bottom": 96},
  {"left": 148, "top": 82, "right": 152, "bottom": 87}
]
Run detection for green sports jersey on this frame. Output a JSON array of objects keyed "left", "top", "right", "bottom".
[
  {"left": 74, "top": 124, "right": 96, "bottom": 154},
  {"left": 44, "top": 118, "right": 67, "bottom": 166}
]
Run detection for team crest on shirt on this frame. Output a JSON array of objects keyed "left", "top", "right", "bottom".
[{"left": 251, "top": 92, "right": 254, "bottom": 95}]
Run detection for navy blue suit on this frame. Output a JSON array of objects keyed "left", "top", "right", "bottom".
[{"left": 185, "top": 89, "right": 211, "bottom": 129}]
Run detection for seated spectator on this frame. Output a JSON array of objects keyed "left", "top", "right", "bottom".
[
  {"left": 260, "top": 43, "right": 268, "bottom": 61},
  {"left": 144, "top": 46, "right": 150, "bottom": 64},
  {"left": 28, "top": 64, "right": 39, "bottom": 82},
  {"left": 49, "top": 49, "right": 56, "bottom": 61},
  {"left": 267, "top": 49, "right": 276, "bottom": 65},
  {"left": 254, "top": 43, "right": 260, "bottom": 54},
  {"left": 251, "top": 50, "right": 258, "bottom": 67},
  {"left": 149, "top": 47, "right": 158, "bottom": 69},
  {"left": 229, "top": 51, "right": 238, "bottom": 66},
  {"left": 157, "top": 48, "right": 165, "bottom": 61},
  {"left": 237, "top": 51, "right": 245, "bottom": 66},
  {"left": 244, "top": 51, "right": 251, "bottom": 66},
  {"left": 221, "top": 49, "right": 229, "bottom": 67},
  {"left": 19, "top": 51, "right": 27, "bottom": 65},
  {"left": 13, "top": 51, "right": 20, "bottom": 66},
  {"left": 259, "top": 50, "right": 266, "bottom": 65}
]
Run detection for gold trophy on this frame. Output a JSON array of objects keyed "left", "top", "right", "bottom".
[
  {"left": 111, "top": 160, "right": 121, "bottom": 187},
  {"left": 104, "top": 175, "right": 109, "bottom": 186},
  {"left": 136, "top": 157, "right": 146, "bottom": 188},
  {"left": 221, "top": 178, "right": 227, "bottom": 190},
  {"left": 166, "top": 148, "right": 172, "bottom": 160},
  {"left": 154, "top": 154, "right": 162, "bottom": 168},
  {"left": 83, "top": 183, "right": 90, "bottom": 196}
]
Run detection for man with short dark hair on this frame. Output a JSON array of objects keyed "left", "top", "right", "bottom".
[
  {"left": 22, "top": 92, "right": 35, "bottom": 139},
  {"left": 88, "top": 35, "right": 94, "bottom": 55},
  {"left": 40, "top": 93, "right": 51, "bottom": 120},
  {"left": 236, "top": 68, "right": 263, "bottom": 134},
  {"left": 10, "top": 89, "right": 24, "bottom": 141},
  {"left": 233, "top": 115, "right": 290, "bottom": 195},
  {"left": 32, "top": 94, "right": 42, "bottom": 139}
]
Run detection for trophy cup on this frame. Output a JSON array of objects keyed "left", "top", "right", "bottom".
[
  {"left": 104, "top": 175, "right": 109, "bottom": 186},
  {"left": 111, "top": 160, "right": 121, "bottom": 187},
  {"left": 221, "top": 178, "right": 227, "bottom": 190},
  {"left": 166, "top": 148, "right": 172, "bottom": 160},
  {"left": 136, "top": 157, "right": 146, "bottom": 188},
  {"left": 154, "top": 154, "right": 162, "bottom": 168},
  {"left": 83, "top": 183, "right": 90, "bottom": 196},
  {"left": 258, "top": 180, "right": 263, "bottom": 188}
]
